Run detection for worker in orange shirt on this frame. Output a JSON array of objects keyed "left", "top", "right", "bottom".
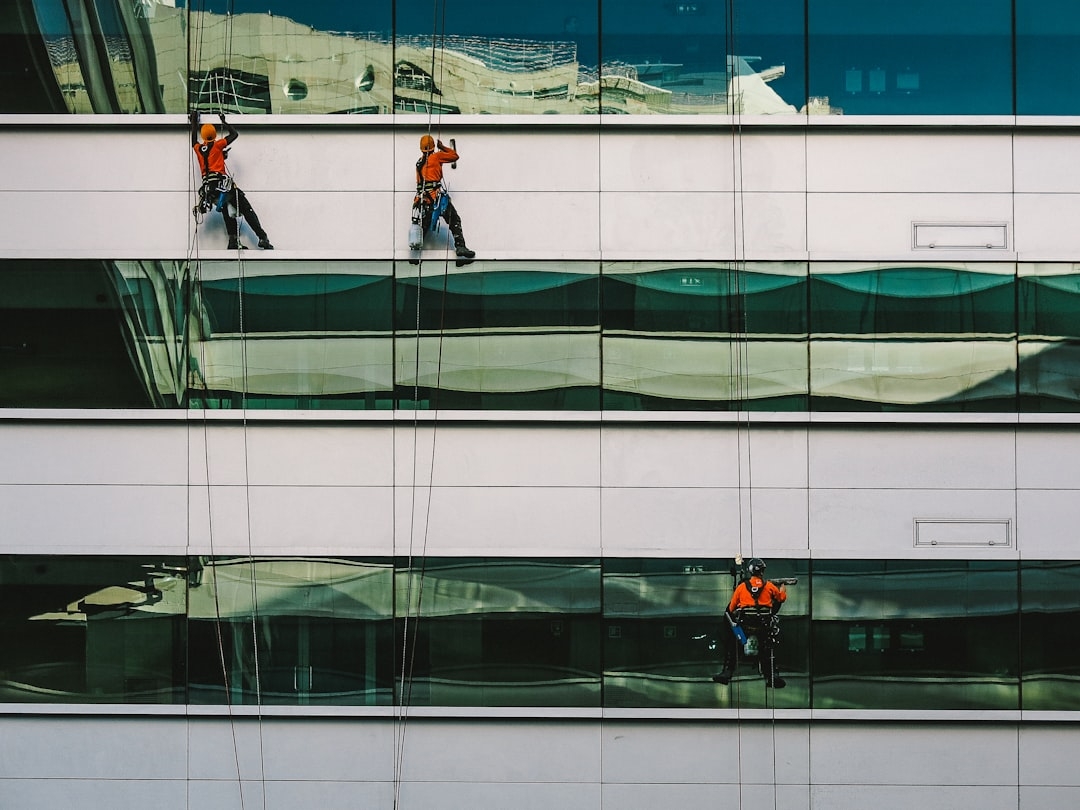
[
  {"left": 191, "top": 111, "right": 273, "bottom": 251},
  {"left": 411, "top": 134, "right": 475, "bottom": 266},
  {"left": 713, "top": 557, "right": 788, "bottom": 688}
]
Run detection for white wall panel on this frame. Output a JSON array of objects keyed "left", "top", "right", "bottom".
[
  {"left": 1019, "top": 726, "right": 1080, "bottom": 787},
  {"left": 1014, "top": 134, "right": 1080, "bottom": 193},
  {"left": 436, "top": 131, "right": 600, "bottom": 192},
  {"left": 1, "top": 191, "right": 189, "bottom": 256},
  {"left": 395, "top": 485, "right": 600, "bottom": 556},
  {"left": 242, "top": 425, "right": 395, "bottom": 487},
  {"left": 809, "top": 428, "right": 1018, "bottom": 490},
  {"left": 807, "top": 192, "right": 1014, "bottom": 260},
  {"left": 807, "top": 133, "right": 1013, "bottom": 193},
  {"left": 1014, "top": 192, "right": 1080, "bottom": 259},
  {"left": 2, "top": 483, "right": 188, "bottom": 553},
  {"left": 399, "top": 782, "right": 602, "bottom": 810},
  {"left": 395, "top": 425, "right": 599, "bottom": 487},
  {"left": 1017, "top": 491, "right": 1080, "bottom": 559},
  {"left": 810, "top": 488, "right": 1018, "bottom": 558},
  {"left": 810, "top": 785, "right": 1021, "bottom": 810},
  {"left": 600, "top": 191, "right": 737, "bottom": 260},
  {"left": 601, "top": 486, "right": 738, "bottom": 556},
  {"left": 0, "top": 423, "right": 186, "bottom": 484},
  {"left": 809, "top": 723, "right": 1019, "bottom": 786},
  {"left": 739, "top": 191, "right": 808, "bottom": 259}
]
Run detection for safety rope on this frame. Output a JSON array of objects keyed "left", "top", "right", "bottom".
[
  {"left": 187, "top": 2, "right": 266, "bottom": 807},
  {"left": 393, "top": 3, "right": 453, "bottom": 807}
]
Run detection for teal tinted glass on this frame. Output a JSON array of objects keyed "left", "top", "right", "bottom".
[
  {"left": 1021, "top": 561, "right": 1080, "bottom": 710},
  {"left": 0, "top": 260, "right": 156, "bottom": 408},
  {"left": 1017, "top": 1, "right": 1080, "bottom": 115},
  {"left": 394, "top": 0, "right": 596, "bottom": 114},
  {"left": 192, "top": 261, "right": 394, "bottom": 410},
  {"left": 808, "top": 0, "right": 1013, "bottom": 115},
  {"left": 809, "top": 264, "right": 1017, "bottom": 411},
  {"left": 395, "top": 558, "right": 601, "bottom": 707},
  {"left": 0, "top": 555, "right": 186, "bottom": 703},
  {"left": 811, "top": 560, "right": 1019, "bottom": 710},
  {"left": 187, "top": 557, "right": 394, "bottom": 706},
  {"left": 603, "top": 558, "right": 809, "bottom": 709},
  {"left": 1018, "top": 264, "right": 1080, "bottom": 411},
  {"left": 600, "top": 0, "right": 806, "bottom": 115},
  {"left": 395, "top": 261, "right": 600, "bottom": 409},
  {"left": 602, "top": 262, "right": 809, "bottom": 411}
]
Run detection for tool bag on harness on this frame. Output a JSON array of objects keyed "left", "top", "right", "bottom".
[
  {"left": 195, "top": 172, "right": 234, "bottom": 217},
  {"left": 410, "top": 182, "right": 449, "bottom": 249}
]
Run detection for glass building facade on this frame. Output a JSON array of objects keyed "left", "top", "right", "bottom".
[
  {"left": 4, "top": 1, "right": 1080, "bottom": 116},
  {"left": 7, "top": 259, "right": 1080, "bottom": 411},
  {"left": 3, "top": 555, "right": 1077, "bottom": 712}
]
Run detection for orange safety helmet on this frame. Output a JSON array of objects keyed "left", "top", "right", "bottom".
[
  {"left": 420, "top": 134, "right": 435, "bottom": 152},
  {"left": 200, "top": 123, "right": 217, "bottom": 142}
]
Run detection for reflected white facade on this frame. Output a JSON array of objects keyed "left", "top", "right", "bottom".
[{"left": 5, "top": 7, "right": 1080, "bottom": 810}]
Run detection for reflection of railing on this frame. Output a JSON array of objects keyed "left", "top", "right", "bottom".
[{"left": 395, "top": 35, "right": 577, "bottom": 73}]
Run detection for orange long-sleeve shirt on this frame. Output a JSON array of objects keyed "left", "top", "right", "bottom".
[
  {"left": 727, "top": 576, "right": 786, "bottom": 612},
  {"left": 416, "top": 144, "right": 458, "bottom": 186}
]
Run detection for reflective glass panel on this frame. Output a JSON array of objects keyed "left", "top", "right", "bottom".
[
  {"left": 603, "top": 558, "right": 809, "bottom": 708},
  {"left": 1018, "top": 263, "right": 1080, "bottom": 412},
  {"left": 602, "top": 262, "right": 808, "bottom": 410},
  {"left": 811, "top": 560, "right": 1019, "bottom": 710},
  {"left": 1021, "top": 561, "right": 1080, "bottom": 710},
  {"left": 599, "top": 0, "right": 806, "bottom": 115},
  {"left": 1017, "top": 0, "right": 1080, "bottom": 116},
  {"left": 0, "top": 260, "right": 155, "bottom": 408},
  {"left": 395, "top": 261, "right": 600, "bottom": 409},
  {"left": 808, "top": 0, "right": 1012, "bottom": 115},
  {"left": 0, "top": 555, "right": 186, "bottom": 703},
  {"left": 191, "top": 261, "right": 394, "bottom": 409},
  {"left": 396, "top": 558, "right": 601, "bottom": 707},
  {"left": 184, "top": 1, "right": 392, "bottom": 115},
  {"left": 809, "top": 263, "right": 1017, "bottom": 411},
  {"left": 394, "top": 0, "right": 597, "bottom": 114},
  {"left": 187, "top": 557, "right": 394, "bottom": 706}
]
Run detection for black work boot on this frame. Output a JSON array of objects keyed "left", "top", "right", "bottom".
[
  {"left": 454, "top": 237, "right": 475, "bottom": 266},
  {"left": 711, "top": 670, "right": 733, "bottom": 685},
  {"left": 227, "top": 239, "right": 246, "bottom": 250}
]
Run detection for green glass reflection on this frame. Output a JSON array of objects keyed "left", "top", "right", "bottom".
[
  {"left": 394, "top": 261, "right": 600, "bottom": 409},
  {"left": 1021, "top": 561, "right": 1080, "bottom": 710},
  {"left": 0, "top": 260, "right": 155, "bottom": 408},
  {"left": 603, "top": 558, "right": 808, "bottom": 709},
  {"left": 1019, "top": 264, "right": 1080, "bottom": 411},
  {"left": 811, "top": 560, "right": 1019, "bottom": 710},
  {"left": 187, "top": 557, "right": 394, "bottom": 706},
  {"left": 809, "top": 264, "right": 1017, "bottom": 411},
  {"left": 395, "top": 558, "right": 601, "bottom": 707},
  {"left": 191, "top": 261, "right": 394, "bottom": 410},
  {"left": 602, "top": 262, "right": 809, "bottom": 410},
  {"left": 0, "top": 555, "right": 187, "bottom": 703}
]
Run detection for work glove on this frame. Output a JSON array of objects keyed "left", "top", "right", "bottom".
[
  {"left": 218, "top": 112, "right": 227, "bottom": 124},
  {"left": 188, "top": 109, "right": 199, "bottom": 127},
  {"left": 437, "top": 140, "right": 445, "bottom": 150}
]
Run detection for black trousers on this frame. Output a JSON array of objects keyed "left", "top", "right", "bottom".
[
  {"left": 420, "top": 195, "right": 465, "bottom": 243},
  {"left": 221, "top": 186, "right": 268, "bottom": 241},
  {"left": 722, "top": 622, "right": 780, "bottom": 680}
]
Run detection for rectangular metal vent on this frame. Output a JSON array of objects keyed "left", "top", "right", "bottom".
[
  {"left": 914, "top": 518, "right": 1012, "bottom": 548},
  {"left": 912, "top": 223, "right": 1008, "bottom": 250}
]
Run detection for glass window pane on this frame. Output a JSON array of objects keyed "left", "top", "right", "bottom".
[
  {"left": 192, "top": 261, "right": 394, "bottom": 410},
  {"left": 185, "top": 1, "right": 392, "bottom": 115},
  {"left": 0, "top": 260, "right": 155, "bottom": 408},
  {"left": 0, "top": 555, "right": 186, "bottom": 703},
  {"left": 394, "top": 0, "right": 596, "bottom": 115},
  {"left": 603, "top": 558, "right": 809, "bottom": 709},
  {"left": 396, "top": 558, "right": 601, "bottom": 707},
  {"left": 602, "top": 262, "right": 808, "bottom": 410},
  {"left": 811, "top": 560, "right": 1019, "bottom": 710},
  {"left": 808, "top": 0, "right": 1012, "bottom": 115},
  {"left": 1017, "top": 1, "right": 1080, "bottom": 115},
  {"left": 1021, "top": 561, "right": 1080, "bottom": 710},
  {"left": 1019, "top": 263, "right": 1080, "bottom": 412},
  {"left": 809, "top": 263, "right": 1017, "bottom": 411},
  {"left": 600, "top": 0, "right": 805, "bottom": 115},
  {"left": 395, "top": 261, "right": 600, "bottom": 409},
  {"left": 187, "top": 557, "right": 394, "bottom": 706}
]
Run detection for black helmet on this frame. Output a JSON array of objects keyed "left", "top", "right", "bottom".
[{"left": 747, "top": 558, "right": 766, "bottom": 576}]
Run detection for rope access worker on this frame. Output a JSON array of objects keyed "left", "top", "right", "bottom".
[
  {"left": 713, "top": 557, "right": 787, "bottom": 688},
  {"left": 412, "top": 134, "right": 475, "bottom": 266},
  {"left": 191, "top": 111, "right": 274, "bottom": 251}
]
